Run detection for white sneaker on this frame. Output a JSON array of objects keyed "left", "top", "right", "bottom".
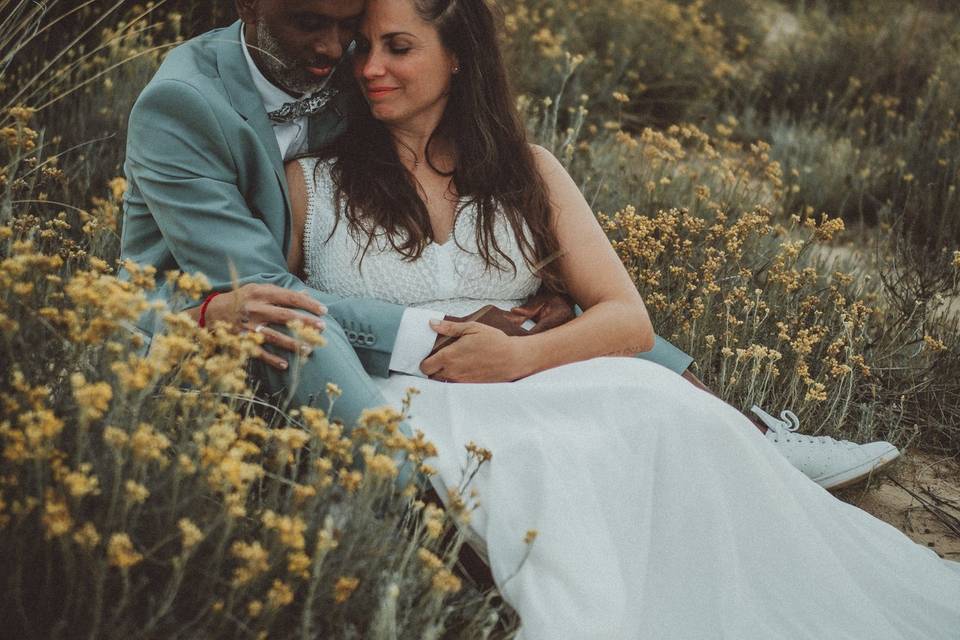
[{"left": 751, "top": 406, "right": 900, "bottom": 490}]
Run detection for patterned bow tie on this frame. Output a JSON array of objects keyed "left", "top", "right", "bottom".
[{"left": 267, "top": 89, "right": 338, "bottom": 124}]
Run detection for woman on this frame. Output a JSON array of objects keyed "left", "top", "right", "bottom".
[{"left": 280, "top": 0, "right": 960, "bottom": 637}]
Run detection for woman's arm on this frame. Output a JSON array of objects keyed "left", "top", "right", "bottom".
[
  {"left": 522, "top": 144, "right": 654, "bottom": 364},
  {"left": 422, "top": 145, "right": 654, "bottom": 382}
]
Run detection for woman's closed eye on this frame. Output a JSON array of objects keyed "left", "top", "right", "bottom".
[{"left": 352, "top": 38, "right": 410, "bottom": 55}]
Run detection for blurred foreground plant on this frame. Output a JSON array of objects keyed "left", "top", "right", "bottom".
[{"left": 0, "top": 228, "right": 514, "bottom": 639}]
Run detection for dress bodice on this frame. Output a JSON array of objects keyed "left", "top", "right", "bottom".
[{"left": 298, "top": 158, "right": 541, "bottom": 316}]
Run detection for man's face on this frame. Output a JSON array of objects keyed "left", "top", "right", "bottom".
[{"left": 238, "top": 0, "right": 365, "bottom": 94}]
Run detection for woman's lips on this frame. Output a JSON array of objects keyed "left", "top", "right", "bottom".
[{"left": 366, "top": 87, "right": 398, "bottom": 99}]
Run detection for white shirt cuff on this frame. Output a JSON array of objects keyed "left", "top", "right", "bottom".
[{"left": 389, "top": 307, "right": 445, "bottom": 377}]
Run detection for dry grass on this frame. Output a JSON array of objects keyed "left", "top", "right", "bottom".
[{"left": 1, "top": 0, "right": 959, "bottom": 637}]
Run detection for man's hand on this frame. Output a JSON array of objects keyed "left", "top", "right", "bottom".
[
  {"left": 510, "top": 291, "right": 576, "bottom": 334},
  {"left": 421, "top": 320, "right": 527, "bottom": 383},
  {"left": 427, "top": 292, "right": 575, "bottom": 358},
  {"left": 202, "top": 284, "right": 327, "bottom": 371}
]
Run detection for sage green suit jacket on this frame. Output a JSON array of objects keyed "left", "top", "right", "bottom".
[
  {"left": 121, "top": 21, "right": 403, "bottom": 376},
  {"left": 119, "top": 21, "right": 693, "bottom": 378}
]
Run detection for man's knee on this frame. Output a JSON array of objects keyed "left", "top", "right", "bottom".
[{"left": 255, "top": 316, "right": 380, "bottom": 419}]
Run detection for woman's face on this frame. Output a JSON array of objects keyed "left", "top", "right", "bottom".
[{"left": 353, "top": 0, "right": 458, "bottom": 129}]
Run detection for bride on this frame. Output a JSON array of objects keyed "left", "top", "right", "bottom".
[{"left": 280, "top": 0, "right": 960, "bottom": 636}]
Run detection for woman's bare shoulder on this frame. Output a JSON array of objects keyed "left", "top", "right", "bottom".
[{"left": 527, "top": 143, "right": 567, "bottom": 181}]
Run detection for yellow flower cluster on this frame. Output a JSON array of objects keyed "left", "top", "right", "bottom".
[
  {"left": 178, "top": 518, "right": 203, "bottom": 550},
  {"left": 70, "top": 374, "right": 113, "bottom": 423},
  {"left": 231, "top": 540, "right": 270, "bottom": 587},
  {"left": 107, "top": 533, "right": 143, "bottom": 569},
  {"left": 430, "top": 569, "right": 462, "bottom": 595},
  {"left": 262, "top": 510, "right": 307, "bottom": 550},
  {"left": 333, "top": 576, "right": 360, "bottom": 604},
  {"left": 62, "top": 464, "right": 100, "bottom": 498}
]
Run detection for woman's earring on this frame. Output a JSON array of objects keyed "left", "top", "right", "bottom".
[{"left": 452, "top": 66, "right": 460, "bottom": 74}]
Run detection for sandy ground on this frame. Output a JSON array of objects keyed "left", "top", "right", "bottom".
[{"left": 837, "top": 450, "right": 960, "bottom": 561}]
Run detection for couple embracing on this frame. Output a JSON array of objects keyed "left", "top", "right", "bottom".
[{"left": 120, "top": 0, "right": 960, "bottom": 637}]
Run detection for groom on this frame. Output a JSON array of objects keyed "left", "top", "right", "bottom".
[{"left": 119, "top": 0, "right": 898, "bottom": 490}]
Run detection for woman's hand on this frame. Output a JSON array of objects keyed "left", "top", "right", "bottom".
[
  {"left": 420, "top": 320, "right": 531, "bottom": 383},
  {"left": 199, "top": 284, "right": 327, "bottom": 371}
]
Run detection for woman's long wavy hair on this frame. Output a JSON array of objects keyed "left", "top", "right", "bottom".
[{"left": 321, "top": 0, "right": 563, "bottom": 292}]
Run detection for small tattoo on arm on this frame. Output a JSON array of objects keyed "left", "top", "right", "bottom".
[{"left": 601, "top": 346, "right": 645, "bottom": 357}]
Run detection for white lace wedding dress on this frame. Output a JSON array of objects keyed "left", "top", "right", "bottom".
[{"left": 298, "top": 158, "right": 960, "bottom": 639}]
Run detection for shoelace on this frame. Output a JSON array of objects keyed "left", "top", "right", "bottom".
[{"left": 751, "top": 406, "right": 853, "bottom": 447}]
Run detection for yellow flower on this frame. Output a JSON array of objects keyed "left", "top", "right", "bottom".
[
  {"left": 292, "top": 484, "right": 316, "bottom": 504},
  {"left": 41, "top": 490, "right": 72, "bottom": 539},
  {"left": 231, "top": 540, "right": 270, "bottom": 586},
  {"left": 524, "top": 529, "right": 539, "bottom": 544},
  {"left": 103, "top": 426, "right": 128, "bottom": 449},
  {"left": 12, "top": 282, "right": 33, "bottom": 296},
  {"left": 430, "top": 569, "right": 461, "bottom": 595},
  {"left": 130, "top": 423, "right": 170, "bottom": 464},
  {"left": 247, "top": 600, "right": 263, "bottom": 618},
  {"left": 423, "top": 503, "right": 445, "bottom": 540},
  {"left": 71, "top": 373, "right": 113, "bottom": 422},
  {"left": 110, "top": 357, "right": 156, "bottom": 391},
  {"left": 8, "top": 106, "right": 36, "bottom": 123},
  {"left": 923, "top": 335, "right": 947, "bottom": 352},
  {"left": 358, "top": 406, "right": 402, "bottom": 429},
  {"left": 418, "top": 548, "right": 443, "bottom": 572},
  {"left": 465, "top": 441, "right": 492, "bottom": 462},
  {"left": 124, "top": 480, "right": 150, "bottom": 504},
  {"left": 267, "top": 579, "right": 294, "bottom": 609},
  {"left": 169, "top": 271, "right": 210, "bottom": 300},
  {"left": 178, "top": 454, "right": 197, "bottom": 475},
  {"left": 108, "top": 177, "right": 127, "bottom": 201},
  {"left": 270, "top": 428, "right": 310, "bottom": 450},
  {"left": 287, "top": 319, "right": 326, "bottom": 348},
  {"left": 287, "top": 551, "right": 311, "bottom": 578},
  {"left": 333, "top": 576, "right": 360, "bottom": 604},
  {"left": 62, "top": 464, "right": 100, "bottom": 498},
  {"left": 178, "top": 518, "right": 203, "bottom": 550},
  {"left": 107, "top": 533, "right": 143, "bottom": 568},
  {"left": 72, "top": 522, "right": 101, "bottom": 550},
  {"left": 262, "top": 510, "right": 306, "bottom": 550},
  {"left": 362, "top": 446, "right": 398, "bottom": 480},
  {"left": 338, "top": 469, "right": 363, "bottom": 493},
  {"left": 21, "top": 409, "right": 64, "bottom": 448}
]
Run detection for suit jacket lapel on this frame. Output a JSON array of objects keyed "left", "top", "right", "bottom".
[{"left": 214, "top": 22, "right": 293, "bottom": 226}]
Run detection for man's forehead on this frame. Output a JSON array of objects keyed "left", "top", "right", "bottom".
[{"left": 270, "top": 0, "right": 365, "bottom": 18}]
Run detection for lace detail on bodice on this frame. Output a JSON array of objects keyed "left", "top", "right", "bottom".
[{"left": 299, "top": 158, "right": 541, "bottom": 316}]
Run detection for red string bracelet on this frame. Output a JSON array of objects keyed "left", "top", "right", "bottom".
[{"left": 198, "top": 292, "right": 221, "bottom": 328}]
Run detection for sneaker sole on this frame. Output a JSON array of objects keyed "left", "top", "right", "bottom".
[{"left": 816, "top": 447, "right": 901, "bottom": 491}]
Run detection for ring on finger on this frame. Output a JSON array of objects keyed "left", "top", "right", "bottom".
[{"left": 253, "top": 322, "right": 267, "bottom": 334}]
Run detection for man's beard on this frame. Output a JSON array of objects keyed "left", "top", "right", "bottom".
[{"left": 254, "top": 21, "right": 333, "bottom": 95}]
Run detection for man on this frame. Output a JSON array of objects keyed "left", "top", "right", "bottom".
[{"left": 120, "top": 0, "right": 898, "bottom": 490}]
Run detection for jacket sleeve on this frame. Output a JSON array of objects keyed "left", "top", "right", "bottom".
[{"left": 124, "top": 78, "right": 404, "bottom": 376}]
